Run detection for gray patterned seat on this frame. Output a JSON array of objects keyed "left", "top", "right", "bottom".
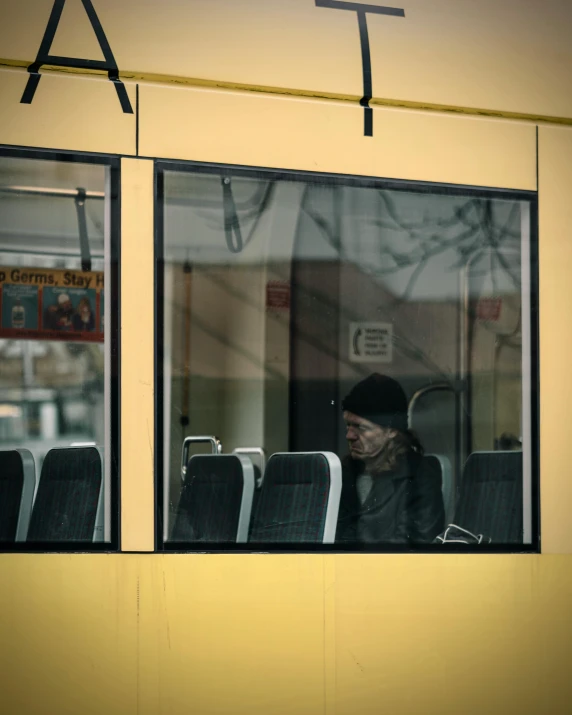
[{"left": 249, "top": 452, "right": 341, "bottom": 543}]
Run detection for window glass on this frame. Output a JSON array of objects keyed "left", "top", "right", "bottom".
[
  {"left": 160, "top": 167, "right": 536, "bottom": 550},
  {"left": 0, "top": 153, "right": 117, "bottom": 546}
]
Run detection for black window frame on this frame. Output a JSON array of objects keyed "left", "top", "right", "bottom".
[
  {"left": 0, "top": 145, "right": 121, "bottom": 553},
  {"left": 155, "top": 158, "right": 540, "bottom": 554}
]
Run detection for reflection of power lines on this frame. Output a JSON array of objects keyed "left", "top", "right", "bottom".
[
  {"left": 201, "top": 266, "right": 451, "bottom": 382},
  {"left": 169, "top": 295, "right": 283, "bottom": 382},
  {"left": 167, "top": 181, "right": 523, "bottom": 386},
  {"left": 190, "top": 270, "right": 369, "bottom": 378}
]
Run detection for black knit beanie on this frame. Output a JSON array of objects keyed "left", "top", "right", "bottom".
[{"left": 342, "top": 373, "right": 408, "bottom": 432}]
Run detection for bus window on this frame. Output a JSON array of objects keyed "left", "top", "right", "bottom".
[
  {"left": 158, "top": 165, "right": 536, "bottom": 550},
  {"left": 0, "top": 151, "right": 118, "bottom": 547}
]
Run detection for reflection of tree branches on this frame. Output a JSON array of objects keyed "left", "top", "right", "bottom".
[
  {"left": 303, "top": 189, "right": 522, "bottom": 302},
  {"left": 195, "top": 269, "right": 371, "bottom": 379},
  {"left": 299, "top": 187, "right": 525, "bottom": 384},
  {"left": 199, "top": 265, "right": 452, "bottom": 383}
]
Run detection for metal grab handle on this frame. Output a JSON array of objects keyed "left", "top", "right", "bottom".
[
  {"left": 181, "top": 435, "right": 222, "bottom": 480},
  {"left": 233, "top": 447, "right": 266, "bottom": 487},
  {"left": 407, "top": 383, "right": 456, "bottom": 430}
]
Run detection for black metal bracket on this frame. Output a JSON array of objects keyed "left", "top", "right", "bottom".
[
  {"left": 315, "top": 0, "right": 405, "bottom": 136},
  {"left": 21, "top": 0, "right": 133, "bottom": 114}
]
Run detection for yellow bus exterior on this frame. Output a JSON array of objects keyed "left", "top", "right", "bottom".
[{"left": 1, "top": 1, "right": 572, "bottom": 713}]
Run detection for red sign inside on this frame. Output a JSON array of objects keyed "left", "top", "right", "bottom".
[
  {"left": 266, "top": 281, "right": 290, "bottom": 311},
  {"left": 476, "top": 297, "right": 502, "bottom": 321}
]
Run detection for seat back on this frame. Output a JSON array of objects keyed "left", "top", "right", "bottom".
[
  {"left": 249, "top": 452, "right": 342, "bottom": 543},
  {"left": 27, "top": 447, "right": 103, "bottom": 542},
  {"left": 0, "top": 449, "right": 36, "bottom": 542},
  {"left": 454, "top": 451, "right": 523, "bottom": 543},
  {"left": 171, "top": 454, "right": 254, "bottom": 543},
  {"left": 423, "top": 454, "right": 454, "bottom": 524}
]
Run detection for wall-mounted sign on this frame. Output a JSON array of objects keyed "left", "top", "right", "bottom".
[
  {"left": 266, "top": 281, "right": 291, "bottom": 311},
  {"left": 0, "top": 267, "right": 104, "bottom": 343},
  {"left": 349, "top": 321, "right": 392, "bottom": 363}
]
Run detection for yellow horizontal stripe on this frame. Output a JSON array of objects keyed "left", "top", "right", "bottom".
[{"left": 2, "top": 56, "right": 572, "bottom": 127}]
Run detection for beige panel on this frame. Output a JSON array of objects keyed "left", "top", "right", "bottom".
[
  {"left": 538, "top": 125, "right": 572, "bottom": 553},
  {"left": 0, "top": 67, "right": 135, "bottom": 155},
  {"left": 1, "top": 554, "right": 572, "bottom": 714},
  {"left": 1, "top": 0, "right": 572, "bottom": 120},
  {"left": 140, "top": 83, "right": 536, "bottom": 190},
  {"left": 121, "top": 158, "right": 154, "bottom": 551}
]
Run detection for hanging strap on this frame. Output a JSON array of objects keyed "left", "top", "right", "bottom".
[
  {"left": 74, "top": 187, "right": 92, "bottom": 272},
  {"left": 221, "top": 177, "right": 244, "bottom": 254}
]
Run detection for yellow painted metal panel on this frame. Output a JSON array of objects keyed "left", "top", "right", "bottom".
[
  {"left": 121, "top": 158, "right": 154, "bottom": 552},
  {"left": 0, "top": 554, "right": 571, "bottom": 714},
  {"left": 538, "top": 125, "right": 572, "bottom": 554},
  {"left": 1, "top": 0, "right": 572, "bottom": 121},
  {"left": 0, "top": 555, "right": 139, "bottom": 714},
  {"left": 0, "top": 67, "right": 136, "bottom": 155},
  {"left": 139, "top": 84, "right": 536, "bottom": 190},
  {"left": 331, "top": 554, "right": 572, "bottom": 714}
]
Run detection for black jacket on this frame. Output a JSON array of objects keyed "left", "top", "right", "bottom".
[{"left": 336, "top": 450, "right": 445, "bottom": 545}]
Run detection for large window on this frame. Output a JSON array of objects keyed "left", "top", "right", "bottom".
[
  {"left": 157, "top": 163, "right": 538, "bottom": 551},
  {"left": 0, "top": 149, "right": 119, "bottom": 548}
]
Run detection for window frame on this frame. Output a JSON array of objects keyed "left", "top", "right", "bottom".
[
  {"left": 0, "top": 145, "right": 121, "bottom": 553},
  {"left": 154, "top": 157, "right": 540, "bottom": 554}
]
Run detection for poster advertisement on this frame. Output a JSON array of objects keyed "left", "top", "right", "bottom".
[{"left": 0, "top": 266, "right": 104, "bottom": 343}]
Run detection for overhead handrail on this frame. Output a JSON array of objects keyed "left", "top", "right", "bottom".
[
  {"left": 0, "top": 184, "right": 100, "bottom": 269},
  {"left": 181, "top": 435, "right": 222, "bottom": 480},
  {"left": 0, "top": 185, "right": 104, "bottom": 199}
]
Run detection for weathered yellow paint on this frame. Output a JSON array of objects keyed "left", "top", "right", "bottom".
[
  {"left": 0, "top": 554, "right": 571, "bottom": 714},
  {"left": 538, "top": 125, "right": 572, "bottom": 554},
  {"left": 1, "top": 0, "right": 572, "bottom": 120},
  {"left": 1, "top": 2, "right": 572, "bottom": 713},
  {"left": 139, "top": 83, "right": 536, "bottom": 190},
  {"left": 121, "top": 158, "right": 154, "bottom": 552},
  {"left": 0, "top": 66, "right": 136, "bottom": 155}
]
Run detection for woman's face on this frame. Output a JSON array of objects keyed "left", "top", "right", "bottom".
[{"left": 343, "top": 410, "right": 396, "bottom": 463}]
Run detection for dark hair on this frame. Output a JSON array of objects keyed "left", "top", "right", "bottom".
[{"left": 382, "top": 428, "right": 424, "bottom": 471}]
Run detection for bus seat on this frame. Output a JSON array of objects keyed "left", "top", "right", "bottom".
[
  {"left": 422, "top": 454, "right": 454, "bottom": 524},
  {"left": 27, "top": 447, "right": 103, "bottom": 542},
  {"left": 171, "top": 454, "right": 255, "bottom": 543},
  {"left": 0, "top": 449, "right": 36, "bottom": 542},
  {"left": 454, "top": 451, "right": 523, "bottom": 543},
  {"left": 249, "top": 452, "right": 342, "bottom": 544}
]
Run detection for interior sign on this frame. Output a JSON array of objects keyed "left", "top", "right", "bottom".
[
  {"left": 0, "top": 266, "right": 104, "bottom": 343},
  {"left": 349, "top": 321, "right": 392, "bottom": 363}
]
